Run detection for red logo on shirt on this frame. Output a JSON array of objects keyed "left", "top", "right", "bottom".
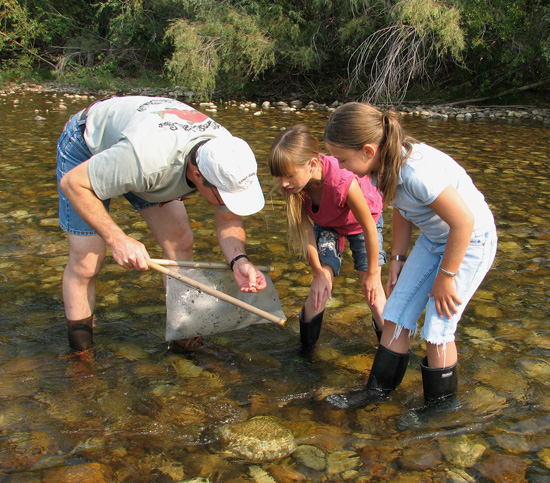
[{"left": 158, "top": 109, "right": 208, "bottom": 123}]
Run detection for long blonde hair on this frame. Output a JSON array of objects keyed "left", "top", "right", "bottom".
[
  {"left": 268, "top": 125, "right": 319, "bottom": 257},
  {"left": 324, "top": 102, "right": 415, "bottom": 207}
]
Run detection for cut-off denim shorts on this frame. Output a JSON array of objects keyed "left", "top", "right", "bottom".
[
  {"left": 382, "top": 228, "right": 498, "bottom": 346},
  {"left": 314, "top": 215, "right": 386, "bottom": 277},
  {"left": 56, "top": 111, "right": 159, "bottom": 236}
]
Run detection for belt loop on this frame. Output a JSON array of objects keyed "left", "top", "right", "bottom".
[{"left": 76, "top": 97, "right": 110, "bottom": 135}]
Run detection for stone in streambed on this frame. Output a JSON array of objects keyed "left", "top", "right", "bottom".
[{"left": 219, "top": 415, "right": 296, "bottom": 462}]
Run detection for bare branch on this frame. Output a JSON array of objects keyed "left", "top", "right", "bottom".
[{"left": 347, "top": 24, "right": 431, "bottom": 103}]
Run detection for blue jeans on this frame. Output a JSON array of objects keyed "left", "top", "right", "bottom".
[
  {"left": 314, "top": 215, "right": 386, "bottom": 277},
  {"left": 382, "top": 229, "right": 498, "bottom": 345},
  {"left": 56, "top": 112, "right": 158, "bottom": 235}
]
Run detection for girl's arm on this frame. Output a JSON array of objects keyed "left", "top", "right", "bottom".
[
  {"left": 346, "top": 179, "right": 382, "bottom": 304},
  {"left": 303, "top": 212, "right": 333, "bottom": 312},
  {"left": 387, "top": 208, "right": 413, "bottom": 295},
  {"left": 429, "top": 185, "right": 474, "bottom": 318}
]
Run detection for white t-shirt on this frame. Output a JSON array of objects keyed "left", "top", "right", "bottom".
[
  {"left": 393, "top": 143, "right": 495, "bottom": 243},
  {"left": 84, "top": 96, "right": 231, "bottom": 202}
]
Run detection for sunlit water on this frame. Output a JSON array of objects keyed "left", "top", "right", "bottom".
[{"left": 0, "top": 89, "right": 549, "bottom": 482}]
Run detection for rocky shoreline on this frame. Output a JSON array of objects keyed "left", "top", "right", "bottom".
[{"left": 3, "top": 81, "right": 550, "bottom": 123}]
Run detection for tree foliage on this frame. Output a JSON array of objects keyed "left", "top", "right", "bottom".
[
  {"left": 165, "top": 2, "right": 275, "bottom": 97},
  {"left": 0, "top": 0, "right": 49, "bottom": 69},
  {"left": 0, "top": 0, "right": 548, "bottom": 102}
]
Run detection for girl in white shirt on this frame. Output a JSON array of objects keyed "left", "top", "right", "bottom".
[{"left": 323, "top": 102, "right": 497, "bottom": 409}]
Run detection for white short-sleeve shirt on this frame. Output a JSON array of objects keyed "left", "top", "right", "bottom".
[
  {"left": 83, "top": 96, "right": 231, "bottom": 202},
  {"left": 393, "top": 143, "right": 495, "bottom": 243}
]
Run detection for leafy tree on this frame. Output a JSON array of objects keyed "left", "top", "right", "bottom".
[
  {"left": 0, "top": 0, "right": 50, "bottom": 70},
  {"left": 0, "top": 1, "right": 548, "bottom": 102},
  {"left": 165, "top": 2, "right": 275, "bottom": 97},
  {"left": 454, "top": 0, "right": 550, "bottom": 95}
]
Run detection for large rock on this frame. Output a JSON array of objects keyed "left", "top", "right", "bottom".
[{"left": 219, "top": 415, "right": 296, "bottom": 463}]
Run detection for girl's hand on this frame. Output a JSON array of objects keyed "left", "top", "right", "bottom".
[
  {"left": 386, "top": 260, "right": 405, "bottom": 295},
  {"left": 359, "top": 271, "right": 379, "bottom": 305},
  {"left": 429, "top": 273, "right": 463, "bottom": 318},
  {"left": 311, "top": 268, "right": 333, "bottom": 312}
]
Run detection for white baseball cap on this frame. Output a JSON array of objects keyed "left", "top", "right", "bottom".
[{"left": 196, "top": 137, "right": 265, "bottom": 216}]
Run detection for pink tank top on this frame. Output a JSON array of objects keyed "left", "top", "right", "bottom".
[{"left": 303, "top": 154, "right": 382, "bottom": 251}]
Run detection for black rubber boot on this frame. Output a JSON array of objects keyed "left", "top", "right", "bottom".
[
  {"left": 372, "top": 317, "right": 382, "bottom": 342},
  {"left": 395, "top": 356, "right": 459, "bottom": 430},
  {"left": 326, "top": 345, "right": 410, "bottom": 409},
  {"left": 421, "top": 356, "right": 458, "bottom": 405},
  {"left": 299, "top": 307, "right": 324, "bottom": 349},
  {"left": 66, "top": 315, "right": 93, "bottom": 352}
]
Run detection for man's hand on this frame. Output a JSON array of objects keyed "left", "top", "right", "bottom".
[
  {"left": 232, "top": 258, "right": 267, "bottom": 293},
  {"left": 109, "top": 233, "right": 150, "bottom": 270}
]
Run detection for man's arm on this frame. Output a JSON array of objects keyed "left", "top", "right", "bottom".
[
  {"left": 214, "top": 208, "right": 267, "bottom": 292},
  {"left": 60, "top": 161, "right": 151, "bottom": 270}
]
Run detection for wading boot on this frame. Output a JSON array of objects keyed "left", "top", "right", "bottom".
[
  {"left": 372, "top": 317, "right": 382, "bottom": 343},
  {"left": 326, "top": 345, "right": 410, "bottom": 409},
  {"left": 396, "top": 357, "right": 459, "bottom": 430},
  {"left": 421, "top": 356, "right": 458, "bottom": 405},
  {"left": 299, "top": 307, "right": 324, "bottom": 349},
  {"left": 66, "top": 315, "right": 93, "bottom": 352}
]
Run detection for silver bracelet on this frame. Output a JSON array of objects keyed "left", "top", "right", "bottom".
[
  {"left": 439, "top": 266, "right": 457, "bottom": 277},
  {"left": 390, "top": 255, "right": 407, "bottom": 262}
]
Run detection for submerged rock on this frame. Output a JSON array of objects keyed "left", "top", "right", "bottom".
[
  {"left": 539, "top": 447, "right": 550, "bottom": 470},
  {"left": 292, "top": 444, "right": 327, "bottom": 471},
  {"left": 43, "top": 462, "right": 114, "bottom": 482},
  {"left": 477, "top": 453, "right": 528, "bottom": 482},
  {"left": 219, "top": 415, "right": 296, "bottom": 462},
  {"left": 438, "top": 434, "right": 487, "bottom": 468},
  {"left": 326, "top": 450, "right": 360, "bottom": 475},
  {"left": 396, "top": 439, "right": 442, "bottom": 471}
]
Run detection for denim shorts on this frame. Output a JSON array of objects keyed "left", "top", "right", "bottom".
[
  {"left": 382, "top": 229, "right": 498, "bottom": 346},
  {"left": 314, "top": 215, "right": 386, "bottom": 277},
  {"left": 56, "top": 112, "right": 159, "bottom": 236}
]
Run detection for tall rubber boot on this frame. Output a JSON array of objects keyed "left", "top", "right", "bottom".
[
  {"left": 420, "top": 356, "right": 458, "bottom": 405},
  {"left": 299, "top": 307, "right": 324, "bottom": 349},
  {"left": 66, "top": 315, "right": 93, "bottom": 352},
  {"left": 372, "top": 317, "right": 382, "bottom": 342},
  {"left": 326, "top": 345, "right": 410, "bottom": 409}
]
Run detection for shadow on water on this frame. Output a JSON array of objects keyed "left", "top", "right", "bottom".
[{"left": 0, "top": 89, "right": 549, "bottom": 481}]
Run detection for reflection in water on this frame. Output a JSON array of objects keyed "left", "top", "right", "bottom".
[{"left": 0, "top": 89, "right": 549, "bottom": 481}]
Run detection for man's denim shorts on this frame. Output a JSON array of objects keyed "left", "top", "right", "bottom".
[
  {"left": 382, "top": 229, "right": 498, "bottom": 346},
  {"left": 56, "top": 112, "right": 158, "bottom": 236},
  {"left": 314, "top": 215, "right": 386, "bottom": 277}
]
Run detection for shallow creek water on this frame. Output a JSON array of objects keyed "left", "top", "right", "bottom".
[{"left": 0, "top": 89, "right": 549, "bottom": 482}]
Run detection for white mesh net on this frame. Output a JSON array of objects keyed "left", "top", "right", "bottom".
[{"left": 165, "top": 268, "right": 286, "bottom": 340}]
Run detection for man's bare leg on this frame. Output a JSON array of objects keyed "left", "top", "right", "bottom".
[{"left": 63, "top": 234, "right": 106, "bottom": 350}]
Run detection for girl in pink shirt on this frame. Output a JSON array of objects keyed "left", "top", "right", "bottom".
[{"left": 269, "top": 125, "right": 386, "bottom": 349}]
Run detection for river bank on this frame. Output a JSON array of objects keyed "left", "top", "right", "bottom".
[{"left": 2, "top": 81, "right": 550, "bottom": 123}]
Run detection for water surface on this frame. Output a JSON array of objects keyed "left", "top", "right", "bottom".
[{"left": 0, "top": 89, "right": 549, "bottom": 482}]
